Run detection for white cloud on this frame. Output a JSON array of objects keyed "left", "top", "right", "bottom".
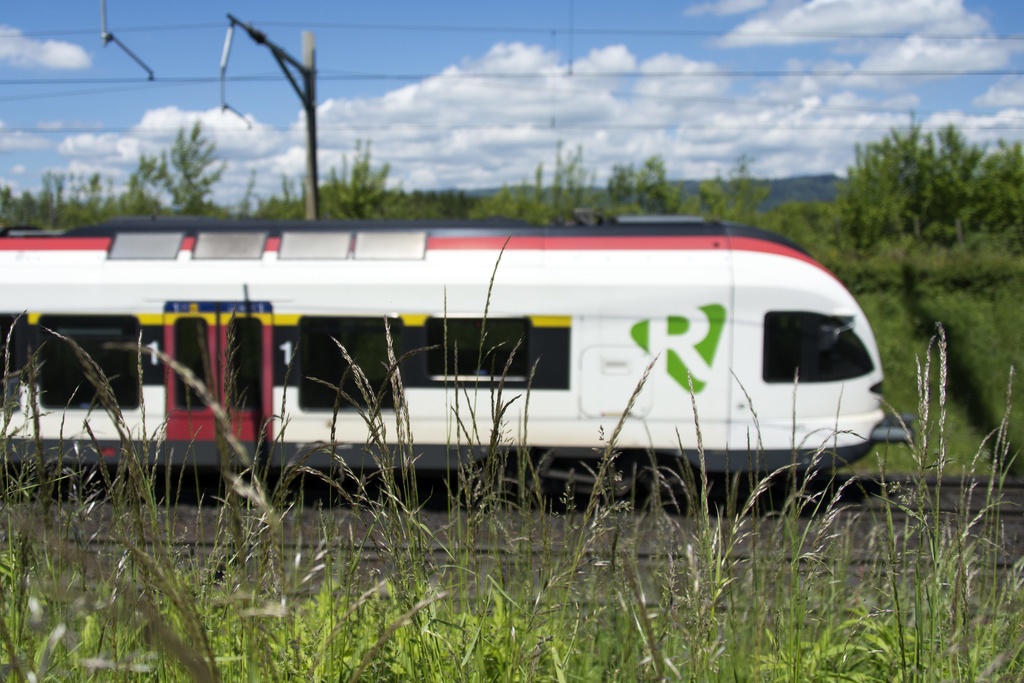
[
  {"left": 974, "top": 76, "right": 1024, "bottom": 107},
  {"left": 686, "top": 0, "right": 768, "bottom": 17},
  {"left": 859, "top": 34, "right": 1010, "bottom": 75},
  {"left": 709, "top": 0, "right": 1020, "bottom": 97},
  {"left": 449, "top": 41, "right": 560, "bottom": 79},
  {"left": 0, "top": 25, "right": 90, "bottom": 70},
  {"left": 14, "top": 32, "right": 1024, "bottom": 206},
  {"left": 921, "top": 108, "right": 1024, "bottom": 146},
  {"left": 720, "top": 0, "right": 990, "bottom": 47},
  {"left": 0, "top": 122, "right": 51, "bottom": 154},
  {"left": 635, "top": 53, "right": 729, "bottom": 99}
]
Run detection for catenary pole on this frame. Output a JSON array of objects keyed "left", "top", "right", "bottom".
[
  {"left": 226, "top": 15, "right": 319, "bottom": 220},
  {"left": 302, "top": 33, "right": 318, "bottom": 222}
]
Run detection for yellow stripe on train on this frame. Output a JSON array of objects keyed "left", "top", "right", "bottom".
[{"left": 27, "top": 312, "right": 571, "bottom": 328}]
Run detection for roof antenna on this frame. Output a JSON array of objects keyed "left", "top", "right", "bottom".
[
  {"left": 100, "top": 0, "right": 154, "bottom": 80},
  {"left": 219, "top": 24, "right": 251, "bottom": 128}
]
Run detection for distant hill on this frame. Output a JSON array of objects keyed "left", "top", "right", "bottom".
[
  {"left": 680, "top": 174, "right": 843, "bottom": 210},
  {"left": 464, "top": 174, "right": 844, "bottom": 209},
  {"left": 757, "top": 174, "right": 843, "bottom": 209}
]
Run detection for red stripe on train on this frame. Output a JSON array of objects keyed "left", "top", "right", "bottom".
[
  {"left": 0, "top": 237, "right": 112, "bottom": 250},
  {"left": 426, "top": 235, "right": 725, "bottom": 251},
  {"left": 425, "top": 234, "right": 830, "bottom": 273},
  {"left": 0, "top": 233, "right": 832, "bottom": 276}
]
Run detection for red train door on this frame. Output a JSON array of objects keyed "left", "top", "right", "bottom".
[{"left": 163, "top": 301, "right": 273, "bottom": 463}]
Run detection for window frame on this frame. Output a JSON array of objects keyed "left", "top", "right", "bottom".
[
  {"left": 763, "top": 311, "right": 874, "bottom": 384},
  {"left": 37, "top": 315, "right": 141, "bottom": 410},
  {"left": 297, "top": 316, "right": 403, "bottom": 411},
  {"left": 425, "top": 316, "right": 530, "bottom": 381}
]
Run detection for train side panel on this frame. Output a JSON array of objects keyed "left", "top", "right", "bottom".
[{"left": 0, "top": 218, "right": 896, "bottom": 474}]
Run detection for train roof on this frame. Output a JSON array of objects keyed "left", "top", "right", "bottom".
[{"left": 0, "top": 215, "right": 811, "bottom": 257}]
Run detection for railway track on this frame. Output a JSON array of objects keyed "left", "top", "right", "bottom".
[{"left": 6, "top": 472, "right": 1024, "bottom": 579}]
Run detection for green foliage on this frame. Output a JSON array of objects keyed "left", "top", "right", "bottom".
[
  {"left": 838, "top": 123, "right": 1024, "bottom": 252},
  {"left": 468, "top": 180, "right": 552, "bottom": 225},
  {"left": 385, "top": 189, "right": 479, "bottom": 219},
  {"left": 757, "top": 200, "right": 841, "bottom": 255},
  {"left": 119, "top": 154, "right": 164, "bottom": 217},
  {"left": 470, "top": 142, "right": 597, "bottom": 224},
  {"left": 607, "top": 155, "right": 696, "bottom": 215},
  {"left": 0, "top": 172, "right": 121, "bottom": 229},
  {"left": 154, "top": 122, "right": 226, "bottom": 216},
  {"left": 824, "top": 251, "right": 1024, "bottom": 472},
  {"left": 697, "top": 156, "right": 771, "bottom": 223},
  {"left": 321, "top": 140, "right": 394, "bottom": 219},
  {"left": 549, "top": 142, "right": 593, "bottom": 220},
  {"left": 255, "top": 176, "right": 306, "bottom": 220},
  {"left": 0, "top": 122, "right": 226, "bottom": 228},
  {"left": 1, "top": 308, "right": 1023, "bottom": 681},
  {"left": 974, "top": 140, "right": 1024, "bottom": 250}
]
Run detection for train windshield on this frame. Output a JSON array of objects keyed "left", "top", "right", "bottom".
[{"left": 763, "top": 312, "right": 874, "bottom": 383}]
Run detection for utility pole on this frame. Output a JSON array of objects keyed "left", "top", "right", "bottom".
[{"left": 225, "top": 15, "right": 319, "bottom": 220}]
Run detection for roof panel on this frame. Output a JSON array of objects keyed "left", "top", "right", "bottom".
[
  {"left": 354, "top": 231, "right": 426, "bottom": 260},
  {"left": 279, "top": 231, "right": 351, "bottom": 260},
  {"left": 192, "top": 232, "right": 266, "bottom": 260},
  {"left": 108, "top": 232, "right": 184, "bottom": 260}
]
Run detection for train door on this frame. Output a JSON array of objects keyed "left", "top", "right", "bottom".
[{"left": 163, "top": 301, "right": 274, "bottom": 463}]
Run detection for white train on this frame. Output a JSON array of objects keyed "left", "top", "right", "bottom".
[{"left": 0, "top": 216, "right": 903, "bottom": 482}]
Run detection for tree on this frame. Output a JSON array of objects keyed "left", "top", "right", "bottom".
[
  {"left": 697, "top": 156, "right": 770, "bottom": 223},
  {"left": 321, "top": 140, "right": 394, "bottom": 219},
  {"left": 256, "top": 177, "right": 305, "bottom": 220},
  {"left": 973, "top": 140, "right": 1024, "bottom": 251},
  {"left": 836, "top": 123, "right": 1009, "bottom": 250},
  {"left": 607, "top": 156, "right": 694, "bottom": 215},
  {"left": 0, "top": 186, "right": 42, "bottom": 227},
  {"left": 550, "top": 143, "right": 595, "bottom": 221},
  {"left": 118, "top": 154, "right": 164, "bottom": 217},
  {"left": 470, "top": 142, "right": 597, "bottom": 224},
  {"left": 470, "top": 157, "right": 550, "bottom": 224},
  {"left": 930, "top": 125, "right": 983, "bottom": 244},
  {"left": 157, "top": 122, "right": 225, "bottom": 215}
]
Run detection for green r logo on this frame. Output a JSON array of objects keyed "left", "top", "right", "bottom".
[{"left": 630, "top": 304, "right": 726, "bottom": 393}]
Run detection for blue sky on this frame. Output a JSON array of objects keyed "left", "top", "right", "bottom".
[{"left": 3, "top": 0, "right": 1024, "bottom": 206}]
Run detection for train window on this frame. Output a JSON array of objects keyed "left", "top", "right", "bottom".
[
  {"left": 764, "top": 312, "right": 873, "bottom": 383},
  {"left": 299, "top": 317, "right": 401, "bottom": 410},
  {"left": 37, "top": 315, "right": 140, "bottom": 409},
  {"left": 174, "top": 318, "right": 210, "bottom": 408},
  {"left": 426, "top": 317, "right": 528, "bottom": 379}
]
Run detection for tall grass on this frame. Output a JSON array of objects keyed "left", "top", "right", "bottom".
[{"left": 0, "top": 320, "right": 1021, "bottom": 681}]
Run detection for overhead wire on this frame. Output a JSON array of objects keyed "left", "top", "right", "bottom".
[
  {"left": 1, "top": 66, "right": 1022, "bottom": 122},
  {"left": 6, "top": 119, "right": 1024, "bottom": 137},
  {"left": 7, "top": 21, "right": 1022, "bottom": 42},
  {"left": 1, "top": 20, "right": 1022, "bottom": 137},
  {"left": 2, "top": 67, "right": 1023, "bottom": 87}
]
